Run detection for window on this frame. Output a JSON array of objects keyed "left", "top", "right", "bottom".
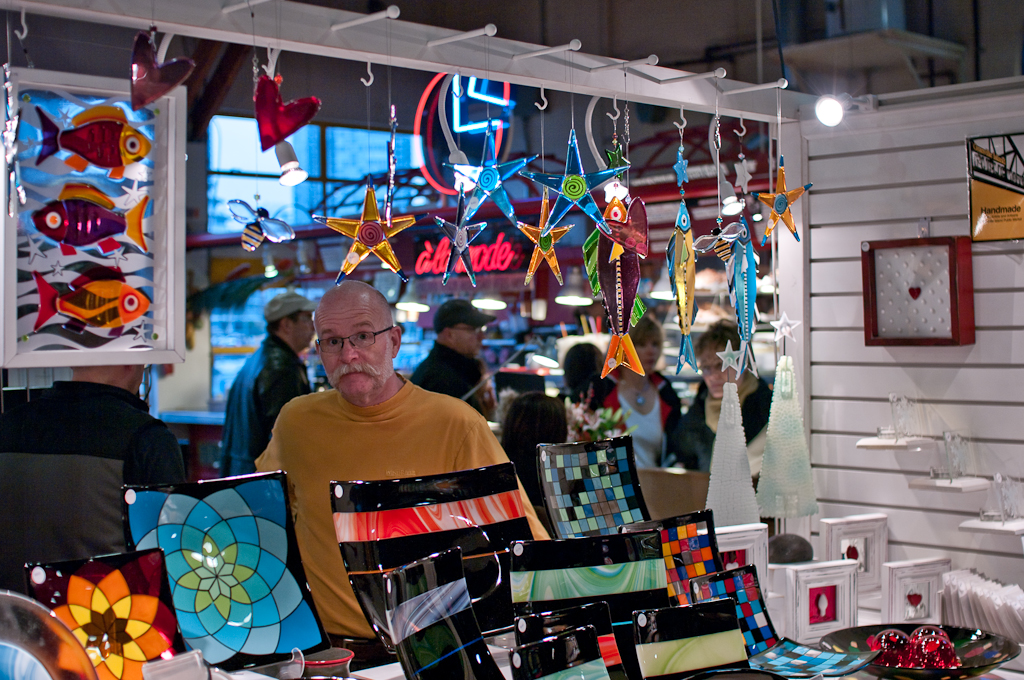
[{"left": 206, "top": 115, "right": 425, "bottom": 235}]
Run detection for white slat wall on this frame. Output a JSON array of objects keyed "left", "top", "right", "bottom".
[{"left": 782, "top": 91, "right": 1024, "bottom": 587}]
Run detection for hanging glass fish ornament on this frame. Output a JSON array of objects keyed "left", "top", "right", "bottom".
[
  {"left": 32, "top": 265, "right": 150, "bottom": 336},
  {"left": 130, "top": 27, "right": 195, "bottom": 111},
  {"left": 597, "top": 230, "right": 643, "bottom": 378},
  {"left": 435, "top": 191, "right": 487, "bottom": 286},
  {"left": 582, "top": 228, "right": 646, "bottom": 325},
  {"left": 667, "top": 144, "right": 697, "bottom": 373},
  {"left": 520, "top": 129, "right": 623, "bottom": 237},
  {"left": 229, "top": 199, "right": 295, "bottom": 253},
  {"left": 752, "top": 156, "right": 811, "bottom": 245},
  {"left": 3, "top": 63, "right": 25, "bottom": 217},
  {"left": 447, "top": 122, "right": 537, "bottom": 227},
  {"left": 313, "top": 180, "right": 416, "bottom": 283},
  {"left": 253, "top": 75, "right": 321, "bottom": 151},
  {"left": 604, "top": 196, "right": 648, "bottom": 262},
  {"left": 519, "top": 188, "right": 570, "bottom": 285}
]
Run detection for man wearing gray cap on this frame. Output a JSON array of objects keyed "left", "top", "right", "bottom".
[
  {"left": 411, "top": 298, "right": 496, "bottom": 419},
  {"left": 220, "top": 291, "right": 317, "bottom": 476}
]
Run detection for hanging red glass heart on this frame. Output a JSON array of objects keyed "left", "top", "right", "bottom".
[
  {"left": 254, "top": 75, "right": 321, "bottom": 151},
  {"left": 130, "top": 31, "right": 195, "bottom": 111}
]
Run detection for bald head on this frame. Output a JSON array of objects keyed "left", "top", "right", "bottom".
[
  {"left": 72, "top": 364, "right": 146, "bottom": 395},
  {"left": 316, "top": 280, "right": 393, "bottom": 329}
]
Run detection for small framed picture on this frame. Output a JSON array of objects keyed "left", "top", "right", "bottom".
[
  {"left": 716, "top": 522, "right": 769, "bottom": 588},
  {"left": 779, "top": 559, "right": 859, "bottom": 644},
  {"left": 820, "top": 513, "right": 888, "bottom": 594},
  {"left": 882, "top": 557, "right": 951, "bottom": 624}
]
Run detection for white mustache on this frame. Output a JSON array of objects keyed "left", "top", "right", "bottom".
[{"left": 329, "top": 361, "right": 386, "bottom": 389}]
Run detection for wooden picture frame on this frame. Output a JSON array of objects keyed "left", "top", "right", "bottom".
[
  {"left": 2, "top": 68, "right": 186, "bottom": 367},
  {"left": 881, "top": 557, "right": 951, "bottom": 625},
  {"left": 715, "top": 522, "right": 769, "bottom": 588},
  {"left": 860, "top": 236, "right": 974, "bottom": 346},
  {"left": 778, "top": 559, "right": 859, "bottom": 645},
  {"left": 820, "top": 512, "right": 888, "bottom": 594}
]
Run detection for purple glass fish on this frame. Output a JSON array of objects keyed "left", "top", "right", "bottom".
[
  {"left": 35, "top": 106, "right": 151, "bottom": 178},
  {"left": 32, "top": 184, "right": 147, "bottom": 256}
]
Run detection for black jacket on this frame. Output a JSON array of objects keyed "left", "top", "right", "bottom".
[
  {"left": 0, "top": 381, "right": 185, "bottom": 592},
  {"left": 676, "top": 378, "right": 773, "bottom": 472},
  {"left": 586, "top": 370, "right": 684, "bottom": 467},
  {"left": 410, "top": 342, "right": 488, "bottom": 416},
  {"left": 220, "top": 333, "right": 310, "bottom": 476}
]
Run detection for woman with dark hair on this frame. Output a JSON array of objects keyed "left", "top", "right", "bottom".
[
  {"left": 586, "top": 316, "right": 684, "bottom": 469},
  {"left": 501, "top": 392, "right": 568, "bottom": 508},
  {"left": 676, "top": 319, "right": 772, "bottom": 475},
  {"left": 561, "top": 342, "right": 603, "bottom": 402}
]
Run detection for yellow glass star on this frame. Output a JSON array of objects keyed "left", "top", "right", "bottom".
[
  {"left": 313, "top": 181, "right": 416, "bottom": 283},
  {"left": 752, "top": 156, "right": 811, "bottom": 246},
  {"left": 518, "top": 189, "right": 571, "bottom": 285}
]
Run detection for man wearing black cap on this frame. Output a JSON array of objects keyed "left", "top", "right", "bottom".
[
  {"left": 411, "top": 298, "right": 496, "bottom": 419},
  {"left": 220, "top": 290, "right": 317, "bottom": 476}
]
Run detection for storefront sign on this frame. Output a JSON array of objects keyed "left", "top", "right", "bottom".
[
  {"left": 414, "top": 231, "right": 527, "bottom": 276},
  {"left": 967, "top": 133, "right": 1024, "bottom": 241}
]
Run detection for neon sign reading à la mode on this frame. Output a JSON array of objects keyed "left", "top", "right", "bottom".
[{"left": 414, "top": 232, "right": 525, "bottom": 276}]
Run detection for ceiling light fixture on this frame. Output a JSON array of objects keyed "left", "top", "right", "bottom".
[
  {"left": 472, "top": 298, "right": 507, "bottom": 311},
  {"left": 814, "top": 93, "right": 878, "bottom": 127},
  {"left": 555, "top": 268, "right": 595, "bottom": 307},
  {"left": 275, "top": 141, "right": 308, "bottom": 187}
]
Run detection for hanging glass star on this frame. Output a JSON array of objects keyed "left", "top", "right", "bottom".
[
  {"left": 770, "top": 311, "right": 802, "bottom": 343},
  {"left": 436, "top": 191, "right": 487, "bottom": 286},
  {"left": 447, "top": 123, "right": 537, "bottom": 227},
  {"left": 313, "top": 179, "right": 416, "bottom": 283},
  {"left": 716, "top": 339, "right": 743, "bottom": 377},
  {"left": 605, "top": 132, "right": 628, "bottom": 180},
  {"left": 673, "top": 146, "right": 689, "bottom": 187},
  {"left": 752, "top": 156, "right": 812, "bottom": 246},
  {"left": 519, "top": 189, "right": 570, "bottom": 285},
  {"left": 520, "top": 129, "right": 622, "bottom": 237},
  {"left": 735, "top": 159, "right": 752, "bottom": 193}
]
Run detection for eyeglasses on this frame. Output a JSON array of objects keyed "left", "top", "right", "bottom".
[{"left": 316, "top": 326, "right": 394, "bottom": 354}]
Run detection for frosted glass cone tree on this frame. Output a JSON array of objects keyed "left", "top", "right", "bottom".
[
  {"left": 756, "top": 355, "right": 819, "bottom": 517},
  {"left": 705, "top": 381, "right": 760, "bottom": 526}
]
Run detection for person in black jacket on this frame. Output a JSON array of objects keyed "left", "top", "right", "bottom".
[
  {"left": 0, "top": 364, "right": 185, "bottom": 592},
  {"left": 676, "top": 319, "right": 772, "bottom": 475},
  {"left": 220, "top": 290, "right": 317, "bottom": 476},
  {"left": 411, "top": 299, "right": 496, "bottom": 419}
]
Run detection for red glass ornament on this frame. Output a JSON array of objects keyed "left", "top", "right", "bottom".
[
  {"left": 130, "top": 31, "right": 195, "bottom": 111},
  {"left": 910, "top": 625, "right": 950, "bottom": 642},
  {"left": 253, "top": 75, "right": 321, "bottom": 151},
  {"left": 869, "top": 628, "right": 910, "bottom": 667},
  {"left": 906, "top": 634, "right": 961, "bottom": 669}
]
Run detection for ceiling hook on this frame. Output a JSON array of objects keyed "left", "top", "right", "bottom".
[
  {"left": 672, "top": 104, "right": 687, "bottom": 131},
  {"left": 735, "top": 115, "right": 747, "bottom": 138},
  {"left": 535, "top": 85, "right": 548, "bottom": 111},
  {"left": 606, "top": 94, "right": 620, "bottom": 121},
  {"left": 14, "top": 8, "right": 28, "bottom": 41},
  {"left": 360, "top": 62, "right": 374, "bottom": 87}
]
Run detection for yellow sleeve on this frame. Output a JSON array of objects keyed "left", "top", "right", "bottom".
[{"left": 255, "top": 420, "right": 298, "bottom": 524}]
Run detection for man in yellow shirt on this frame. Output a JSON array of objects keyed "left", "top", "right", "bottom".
[{"left": 257, "top": 280, "right": 548, "bottom": 666}]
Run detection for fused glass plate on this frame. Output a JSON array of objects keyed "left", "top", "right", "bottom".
[
  {"left": 332, "top": 462, "right": 532, "bottom": 650},
  {"left": 510, "top": 625, "right": 611, "bottom": 680},
  {"left": 123, "top": 472, "right": 329, "bottom": 670},
  {"left": 750, "top": 638, "right": 877, "bottom": 677},
  {"left": 0, "top": 590, "right": 98, "bottom": 680},
  {"left": 623, "top": 510, "right": 724, "bottom": 605},
  {"left": 633, "top": 599, "right": 749, "bottom": 678},
  {"left": 538, "top": 436, "right": 650, "bottom": 538},
  {"left": 24, "top": 548, "right": 182, "bottom": 680},
  {"left": 514, "top": 602, "right": 620, "bottom": 671},
  {"left": 510, "top": 531, "right": 669, "bottom": 680},
  {"left": 385, "top": 547, "right": 503, "bottom": 680},
  {"left": 691, "top": 566, "right": 779, "bottom": 657}
]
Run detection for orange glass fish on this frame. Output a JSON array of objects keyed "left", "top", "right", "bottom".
[
  {"left": 36, "top": 105, "right": 151, "bottom": 179},
  {"left": 32, "top": 266, "right": 150, "bottom": 334}
]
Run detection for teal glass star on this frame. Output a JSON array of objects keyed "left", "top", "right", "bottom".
[
  {"left": 435, "top": 191, "right": 487, "bottom": 286},
  {"left": 447, "top": 124, "right": 537, "bottom": 227},
  {"left": 673, "top": 146, "right": 689, "bottom": 186},
  {"left": 520, "top": 129, "right": 621, "bottom": 237}
]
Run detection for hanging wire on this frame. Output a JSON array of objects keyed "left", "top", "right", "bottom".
[
  {"left": 772, "top": 85, "right": 782, "bottom": 364},
  {"left": 246, "top": 0, "right": 261, "bottom": 205},
  {"left": 622, "top": 69, "right": 629, "bottom": 189},
  {"left": 713, "top": 83, "right": 722, "bottom": 226}
]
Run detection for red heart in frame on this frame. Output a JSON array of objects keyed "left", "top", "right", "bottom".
[
  {"left": 846, "top": 545, "right": 860, "bottom": 560},
  {"left": 907, "top": 592, "right": 923, "bottom": 607},
  {"left": 908, "top": 287, "right": 922, "bottom": 300},
  {"left": 254, "top": 75, "right": 321, "bottom": 151},
  {"left": 130, "top": 31, "right": 195, "bottom": 111}
]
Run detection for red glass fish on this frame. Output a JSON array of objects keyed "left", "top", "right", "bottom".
[
  {"left": 253, "top": 75, "right": 321, "bottom": 151},
  {"left": 130, "top": 30, "right": 195, "bottom": 110},
  {"left": 33, "top": 184, "right": 148, "bottom": 255},
  {"left": 597, "top": 232, "right": 642, "bottom": 377},
  {"left": 32, "top": 266, "right": 150, "bottom": 334},
  {"left": 605, "top": 197, "right": 649, "bottom": 258},
  {"left": 36, "top": 106, "right": 151, "bottom": 179}
]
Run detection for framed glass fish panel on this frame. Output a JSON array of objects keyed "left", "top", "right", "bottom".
[{"left": 2, "top": 68, "right": 185, "bottom": 368}]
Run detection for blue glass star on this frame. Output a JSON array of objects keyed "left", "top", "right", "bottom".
[
  {"left": 673, "top": 146, "right": 689, "bottom": 186},
  {"left": 447, "top": 124, "right": 537, "bottom": 227},
  {"left": 520, "top": 129, "right": 621, "bottom": 237},
  {"left": 435, "top": 191, "right": 487, "bottom": 286}
]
